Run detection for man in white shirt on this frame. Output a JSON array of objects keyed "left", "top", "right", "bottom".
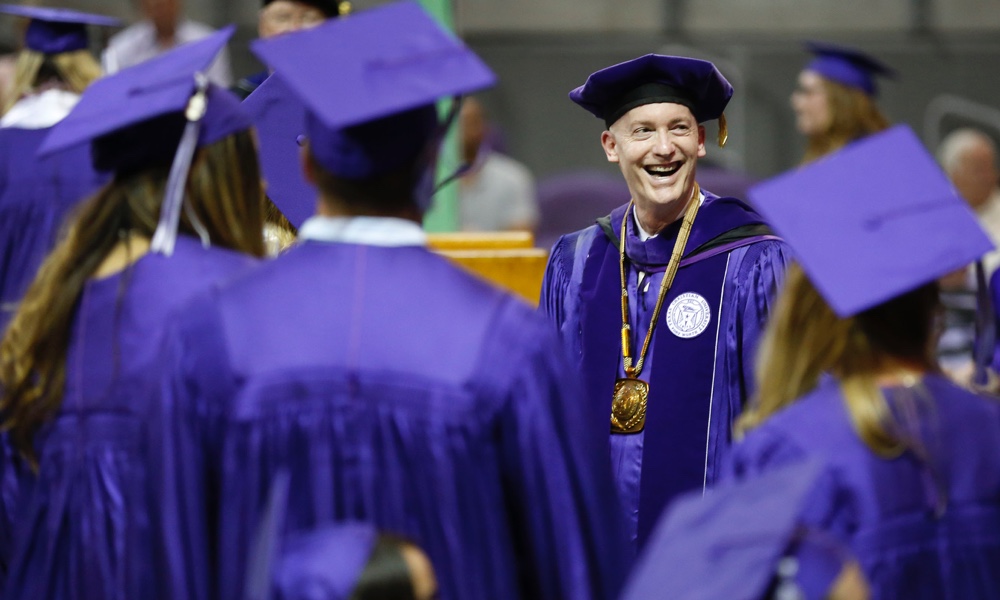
[{"left": 102, "top": 0, "right": 232, "bottom": 87}]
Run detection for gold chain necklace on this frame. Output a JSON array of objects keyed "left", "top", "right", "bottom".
[{"left": 611, "top": 184, "right": 701, "bottom": 434}]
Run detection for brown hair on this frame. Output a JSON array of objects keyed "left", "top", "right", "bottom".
[
  {"left": 0, "top": 129, "right": 265, "bottom": 466},
  {"left": 737, "top": 264, "right": 940, "bottom": 457},
  {"left": 2, "top": 48, "right": 102, "bottom": 115},
  {"left": 801, "top": 78, "right": 890, "bottom": 164},
  {"left": 306, "top": 149, "right": 422, "bottom": 218}
]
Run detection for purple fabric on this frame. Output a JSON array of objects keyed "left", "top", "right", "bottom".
[
  {"left": 38, "top": 27, "right": 244, "bottom": 158},
  {"left": 274, "top": 523, "right": 377, "bottom": 600},
  {"left": 536, "top": 171, "right": 630, "bottom": 251},
  {"left": 0, "top": 127, "right": 107, "bottom": 334},
  {"left": 803, "top": 41, "right": 895, "bottom": 97},
  {"left": 724, "top": 374, "right": 1000, "bottom": 599},
  {"left": 0, "top": 5, "right": 119, "bottom": 55},
  {"left": 25, "top": 21, "right": 88, "bottom": 54},
  {"left": 153, "top": 243, "right": 630, "bottom": 600},
  {"left": 620, "top": 460, "right": 846, "bottom": 600},
  {"left": 249, "top": 1, "right": 495, "bottom": 133},
  {"left": 242, "top": 74, "right": 316, "bottom": 228},
  {"left": 569, "top": 54, "right": 732, "bottom": 125},
  {"left": 540, "top": 194, "right": 791, "bottom": 551},
  {"left": 750, "top": 125, "right": 991, "bottom": 318},
  {"left": 0, "top": 237, "right": 256, "bottom": 600}
]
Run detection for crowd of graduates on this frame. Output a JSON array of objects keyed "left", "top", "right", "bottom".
[{"left": 0, "top": 1, "right": 998, "bottom": 599}]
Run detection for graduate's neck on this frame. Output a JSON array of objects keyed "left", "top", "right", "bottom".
[
  {"left": 92, "top": 233, "right": 150, "bottom": 279},
  {"left": 633, "top": 187, "right": 697, "bottom": 237},
  {"left": 316, "top": 194, "right": 423, "bottom": 224}
]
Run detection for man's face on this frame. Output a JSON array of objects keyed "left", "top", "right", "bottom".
[
  {"left": 141, "top": 0, "right": 180, "bottom": 30},
  {"left": 601, "top": 102, "right": 706, "bottom": 213},
  {"left": 259, "top": 0, "right": 327, "bottom": 38},
  {"left": 791, "top": 70, "right": 830, "bottom": 136},
  {"left": 952, "top": 141, "right": 999, "bottom": 210}
]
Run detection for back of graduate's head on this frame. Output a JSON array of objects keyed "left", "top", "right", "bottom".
[
  {"left": 89, "top": 86, "right": 266, "bottom": 257},
  {"left": 0, "top": 6, "right": 118, "bottom": 114},
  {"left": 302, "top": 103, "right": 440, "bottom": 219},
  {"left": 1, "top": 32, "right": 266, "bottom": 467},
  {"left": 741, "top": 126, "right": 990, "bottom": 457},
  {"left": 740, "top": 263, "right": 939, "bottom": 453}
]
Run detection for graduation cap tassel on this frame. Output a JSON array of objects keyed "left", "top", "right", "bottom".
[
  {"left": 416, "top": 95, "right": 464, "bottom": 211},
  {"left": 717, "top": 112, "right": 728, "bottom": 148},
  {"left": 151, "top": 72, "right": 210, "bottom": 257}
]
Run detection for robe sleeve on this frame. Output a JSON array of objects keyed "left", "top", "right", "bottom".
[
  {"left": 733, "top": 240, "right": 793, "bottom": 401},
  {"left": 538, "top": 234, "right": 574, "bottom": 329},
  {"left": 483, "top": 298, "right": 629, "bottom": 600},
  {"left": 0, "top": 433, "right": 28, "bottom": 584},
  {"left": 148, "top": 290, "right": 236, "bottom": 600}
]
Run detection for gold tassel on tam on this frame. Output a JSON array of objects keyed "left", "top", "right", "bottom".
[
  {"left": 339, "top": 1, "right": 353, "bottom": 16},
  {"left": 717, "top": 112, "right": 728, "bottom": 147}
]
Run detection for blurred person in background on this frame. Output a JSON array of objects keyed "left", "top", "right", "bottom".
[
  {"left": 935, "top": 129, "right": 1000, "bottom": 384},
  {"left": 232, "top": 0, "right": 351, "bottom": 101},
  {"left": 458, "top": 96, "right": 539, "bottom": 232},
  {"left": 0, "top": 5, "right": 114, "bottom": 333},
  {"left": 791, "top": 41, "right": 892, "bottom": 163},
  {"left": 102, "top": 0, "right": 232, "bottom": 86},
  {"left": 0, "top": 29, "right": 264, "bottom": 599}
]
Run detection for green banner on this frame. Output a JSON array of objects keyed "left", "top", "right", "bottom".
[{"left": 418, "top": 0, "right": 460, "bottom": 232}]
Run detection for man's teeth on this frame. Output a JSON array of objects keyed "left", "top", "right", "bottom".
[{"left": 646, "top": 165, "right": 680, "bottom": 176}]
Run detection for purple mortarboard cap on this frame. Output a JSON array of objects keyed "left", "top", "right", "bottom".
[
  {"left": 250, "top": 0, "right": 496, "bottom": 180},
  {"left": 244, "top": 74, "right": 316, "bottom": 228},
  {"left": 273, "top": 523, "right": 379, "bottom": 600},
  {"left": 38, "top": 26, "right": 253, "bottom": 256},
  {"left": 749, "top": 125, "right": 992, "bottom": 318},
  {"left": 621, "top": 460, "right": 848, "bottom": 600},
  {"left": 245, "top": 472, "right": 379, "bottom": 600},
  {"left": 0, "top": 4, "right": 119, "bottom": 54},
  {"left": 570, "top": 54, "right": 732, "bottom": 130},
  {"left": 804, "top": 41, "right": 895, "bottom": 97}
]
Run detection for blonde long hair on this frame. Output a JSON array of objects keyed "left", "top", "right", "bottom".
[
  {"left": 2, "top": 48, "right": 102, "bottom": 115},
  {"left": 801, "top": 78, "right": 890, "bottom": 164},
  {"left": 737, "top": 264, "right": 940, "bottom": 457},
  {"left": 0, "top": 129, "right": 266, "bottom": 466}
]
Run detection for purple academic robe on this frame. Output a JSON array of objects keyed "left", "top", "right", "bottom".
[
  {"left": 0, "top": 127, "right": 107, "bottom": 332},
  {"left": 540, "top": 193, "right": 790, "bottom": 551},
  {"left": 154, "top": 241, "right": 630, "bottom": 600},
  {"left": 0, "top": 237, "right": 256, "bottom": 600},
  {"left": 725, "top": 374, "right": 1000, "bottom": 599}
]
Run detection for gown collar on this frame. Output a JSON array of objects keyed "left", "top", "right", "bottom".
[{"left": 298, "top": 215, "right": 428, "bottom": 247}]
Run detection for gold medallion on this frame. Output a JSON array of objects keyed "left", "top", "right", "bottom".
[{"left": 611, "top": 378, "right": 648, "bottom": 434}]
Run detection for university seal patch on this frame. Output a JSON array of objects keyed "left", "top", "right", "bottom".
[{"left": 665, "top": 292, "right": 711, "bottom": 339}]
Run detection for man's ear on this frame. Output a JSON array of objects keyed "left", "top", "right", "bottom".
[
  {"left": 697, "top": 125, "right": 707, "bottom": 158},
  {"left": 601, "top": 129, "right": 620, "bottom": 164}
]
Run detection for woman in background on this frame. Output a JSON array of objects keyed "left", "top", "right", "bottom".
[
  {"left": 727, "top": 126, "right": 1000, "bottom": 598},
  {"left": 0, "top": 29, "right": 264, "bottom": 599},
  {"left": 0, "top": 6, "right": 115, "bottom": 331},
  {"left": 791, "top": 41, "right": 892, "bottom": 163}
]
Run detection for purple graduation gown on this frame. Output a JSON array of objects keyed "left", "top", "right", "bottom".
[
  {"left": 540, "top": 193, "right": 790, "bottom": 551},
  {"left": 725, "top": 374, "right": 1000, "bottom": 599},
  {"left": 0, "top": 126, "right": 107, "bottom": 332},
  {"left": 154, "top": 240, "right": 630, "bottom": 600},
  {"left": 0, "top": 237, "right": 256, "bottom": 600}
]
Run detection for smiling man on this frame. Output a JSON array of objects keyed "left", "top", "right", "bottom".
[{"left": 540, "top": 54, "right": 791, "bottom": 554}]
